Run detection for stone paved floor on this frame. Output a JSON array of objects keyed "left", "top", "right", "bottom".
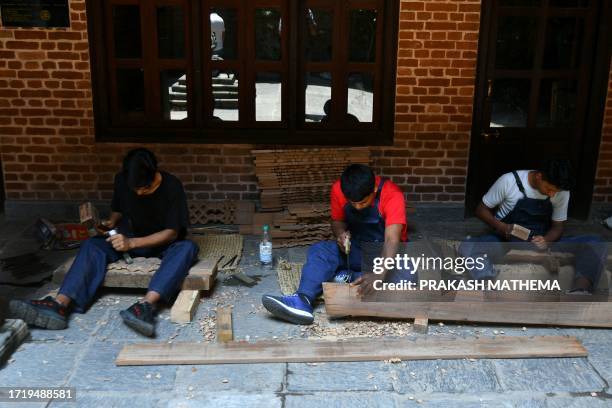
[{"left": 0, "top": 212, "right": 611, "bottom": 407}]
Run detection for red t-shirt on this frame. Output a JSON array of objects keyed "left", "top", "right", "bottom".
[{"left": 330, "top": 176, "right": 408, "bottom": 241}]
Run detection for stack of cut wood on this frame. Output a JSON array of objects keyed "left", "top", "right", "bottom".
[
  {"left": 246, "top": 148, "right": 370, "bottom": 247},
  {"left": 252, "top": 148, "right": 371, "bottom": 210},
  {"left": 240, "top": 203, "right": 333, "bottom": 247}
]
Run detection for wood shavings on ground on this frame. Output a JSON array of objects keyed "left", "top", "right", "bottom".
[
  {"left": 198, "top": 314, "right": 216, "bottom": 342},
  {"left": 299, "top": 311, "right": 415, "bottom": 339}
]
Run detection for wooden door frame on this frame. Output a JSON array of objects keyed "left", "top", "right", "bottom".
[{"left": 465, "top": 0, "right": 612, "bottom": 219}]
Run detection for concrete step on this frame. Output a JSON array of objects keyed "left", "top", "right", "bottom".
[
  {"left": 215, "top": 100, "right": 238, "bottom": 109},
  {"left": 212, "top": 91, "right": 238, "bottom": 99},
  {"left": 169, "top": 91, "right": 187, "bottom": 100},
  {"left": 171, "top": 84, "right": 187, "bottom": 93}
]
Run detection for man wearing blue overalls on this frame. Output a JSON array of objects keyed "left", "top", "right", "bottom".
[
  {"left": 460, "top": 159, "right": 606, "bottom": 292},
  {"left": 10, "top": 148, "right": 199, "bottom": 337},
  {"left": 262, "top": 164, "right": 409, "bottom": 324}
]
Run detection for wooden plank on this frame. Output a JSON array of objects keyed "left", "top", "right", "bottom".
[
  {"left": 413, "top": 314, "right": 429, "bottom": 334},
  {"left": 216, "top": 306, "right": 233, "bottom": 343},
  {"left": 53, "top": 258, "right": 217, "bottom": 291},
  {"left": 116, "top": 335, "right": 587, "bottom": 366},
  {"left": 322, "top": 283, "right": 612, "bottom": 328},
  {"left": 0, "top": 319, "right": 29, "bottom": 364},
  {"left": 170, "top": 290, "right": 200, "bottom": 323}
]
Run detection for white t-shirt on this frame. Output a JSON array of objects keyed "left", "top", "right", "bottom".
[{"left": 482, "top": 170, "right": 570, "bottom": 222}]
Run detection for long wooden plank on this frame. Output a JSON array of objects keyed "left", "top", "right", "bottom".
[
  {"left": 322, "top": 283, "right": 612, "bottom": 328},
  {"left": 116, "top": 335, "right": 586, "bottom": 366},
  {"left": 53, "top": 258, "right": 217, "bottom": 291},
  {"left": 170, "top": 290, "right": 200, "bottom": 323}
]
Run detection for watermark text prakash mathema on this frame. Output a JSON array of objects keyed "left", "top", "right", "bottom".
[{"left": 370, "top": 254, "right": 562, "bottom": 291}]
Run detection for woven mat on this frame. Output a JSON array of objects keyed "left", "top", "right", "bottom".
[
  {"left": 277, "top": 258, "right": 304, "bottom": 295},
  {"left": 192, "top": 234, "right": 243, "bottom": 272}
]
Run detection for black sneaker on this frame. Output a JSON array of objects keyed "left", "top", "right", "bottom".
[
  {"left": 9, "top": 296, "right": 68, "bottom": 330},
  {"left": 119, "top": 301, "right": 155, "bottom": 337}
]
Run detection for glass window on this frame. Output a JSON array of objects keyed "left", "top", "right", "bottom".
[
  {"left": 161, "top": 70, "right": 188, "bottom": 121},
  {"left": 349, "top": 9, "right": 377, "bottom": 63},
  {"left": 305, "top": 9, "right": 333, "bottom": 62},
  {"left": 499, "top": 0, "right": 542, "bottom": 6},
  {"left": 255, "top": 8, "right": 282, "bottom": 61},
  {"left": 256, "top": 72, "right": 282, "bottom": 121},
  {"left": 490, "top": 79, "right": 531, "bottom": 128},
  {"left": 549, "top": 0, "right": 589, "bottom": 7},
  {"left": 347, "top": 73, "right": 373, "bottom": 123},
  {"left": 495, "top": 16, "right": 538, "bottom": 70},
  {"left": 536, "top": 79, "right": 577, "bottom": 127},
  {"left": 543, "top": 17, "right": 584, "bottom": 69},
  {"left": 157, "top": 6, "right": 185, "bottom": 59},
  {"left": 117, "top": 68, "right": 145, "bottom": 115},
  {"left": 210, "top": 8, "right": 237, "bottom": 60},
  {"left": 211, "top": 71, "right": 239, "bottom": 122},
  {"left": 305, "top": 72, "right": 332, "bottom": 123},
  {"left": 113, "top": 5, "right": 141, "bottom": 59}
]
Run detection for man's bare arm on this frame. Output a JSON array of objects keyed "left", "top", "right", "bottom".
[
  {"left": 107, "top": 228, "right": 178, "bottom": 252},
  {"left": 475, "top": 201, "right": 511, "bottom": 237}
]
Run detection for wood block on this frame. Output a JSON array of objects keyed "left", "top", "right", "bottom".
[
  {"left": 171, "top": 290, "right": 200, "bottom": 323},
  {"left": 413, "top": 314, "right": 429, "bottom": 334},
  {"left": 322, "top": 282, "right": 612, "bottom": 328},
  {"left": 216, "top": 306, "right": 233, "bottom": 343},
  {"left": 0, "top": 319, "right": 29, "bottom": 365},
  {"left": 53, "top": 258, "right": 218, "bottom": 291},
  {"left": 116, "top": 335, "right": 587, "bottom": 366},
  {"left": 510, "top": 224, "right": 531, "bottom": 241}
]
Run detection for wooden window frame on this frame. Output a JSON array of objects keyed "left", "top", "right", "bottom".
[{"left": 87, "top": 0, "right": 398, "bottom": 145}]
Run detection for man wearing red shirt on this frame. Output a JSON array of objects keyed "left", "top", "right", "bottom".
[{"left": 262, "top": 164, "right": 409, "bottom": 325}]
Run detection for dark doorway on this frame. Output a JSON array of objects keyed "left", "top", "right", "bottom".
[{"left": 466, "top": 0, "right": 611, "bottom": 219}]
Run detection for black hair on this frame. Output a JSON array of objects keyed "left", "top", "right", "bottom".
[
  {"left": 323, "top": 99, "right": 331, "bottom": 115},
  {"left": 340, "top": 164, "right": 375, "bottom": 201},
  {"left": 539, "top": 159, "right": 575, "bottom": 191},
  {"left": 122, "top": 148, "right": 158, "bottom": 189}
]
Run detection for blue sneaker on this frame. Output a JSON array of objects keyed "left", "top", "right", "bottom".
[{"left": 261, "top": 293, "right": 314, "bottom": 325}]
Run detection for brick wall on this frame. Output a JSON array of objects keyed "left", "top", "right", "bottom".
[
  {"left": 0, "top": 0, "right": 609, "bottom": 209},
  {"left": 593, "top": 69, "right": 612, "bottom": 203}
]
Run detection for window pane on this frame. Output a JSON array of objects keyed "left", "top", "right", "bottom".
[
  {"left": 210, "top": 8, "right": 237, "bottom": 60},
  {"left": 490, "top": 79, "right": 531, "bottom": 128},
  {"left": 157, "top": 6, "right": 185, "bottom": 59},
  {"left": 305, "top": 9, "right": 333, "bottom": 62},
  {"left": 113, "top": 5, "right": 141, "bottom": 59},
  {"left": 499, "top": 0, "right": 541, "bottom": 6},
  {"left": 495, "top": 16, "right": 538, "bottom": 70},
  {"left": 347, "top": 73, "right": 373, "bottom": 123},
  {"left": 543, "top": 17, "right": 584, "bottom": 69},
  {"left": 161, "top": 70, "right": 188, "bottom": 121},
  {"left": 256, "top": 72, "right": 282, "bottom": 121},
  {"left": 255, "top": 8, "right": 282, "bottom": 61},
  {"left": 211, "top": 71, "right": 238, "bottom": 121},
  {"left": 536, "top": 79, "right": 577, "bottom": 127},
  {"left": 349, "top": 9, "right": 377, "bottom": 63},
  {"left": 305, "top": 72, "right": 331, "bottom": 122},
  {"left": 117, "top": 68, "right": 144, "bottom": 115}
]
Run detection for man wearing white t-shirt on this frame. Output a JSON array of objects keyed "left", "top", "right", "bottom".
[{"left": 460, "top": 160, "right": 606, "bottom": 293}]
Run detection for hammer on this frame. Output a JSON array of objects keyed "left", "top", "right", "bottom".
[{"left": 79, "top": 202, "right": 133, "bottom": 264}]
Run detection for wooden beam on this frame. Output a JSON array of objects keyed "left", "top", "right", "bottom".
[
  {"left": 322, "top": 283, "right": 612, "bottom": 328},
  {"left": 216, "top": 306, "right": 233, "bottom": 343},
  {"left": 170, "top": 290, "right": 200, "bottom": 323},
  {"left": 0, "top": 319, "right": 29, "bottom": 364},
  {"left": 115, "top": 335, "right": 587, "bottom": 366},
  {"left": 53, "top": 258, "right": 217, "bottom": 291},
  {"left": 413, "top": 314, "right": 429, "bottom": 334}
]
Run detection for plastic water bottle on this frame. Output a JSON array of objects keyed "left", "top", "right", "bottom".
[{"left": 259, "top": 224, "right": 273, "bottom": 268}]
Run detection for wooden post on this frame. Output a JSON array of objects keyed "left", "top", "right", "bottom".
[
  {"left": 413, "top": 314, "right": 429, "bottom": 334},
  {"left": 216, "top": 306, "right": 233, "bottom": 343},
  {"left": 170, "top": 290, "right": 200, "bottom": 323}
]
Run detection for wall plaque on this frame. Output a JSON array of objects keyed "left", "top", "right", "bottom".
[{"left": 0, "top": 0, "right": 70, "bottom": 28}]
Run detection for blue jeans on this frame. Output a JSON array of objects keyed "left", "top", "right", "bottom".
[
  {"left": 297, "top": 240, "right": 415, "bottom": 301},
  {"left": 59, "top": 237, "right": 199, "bottom": 312},
  {"left": 459, "top": 234, "right": 607, "bottom": 288}
]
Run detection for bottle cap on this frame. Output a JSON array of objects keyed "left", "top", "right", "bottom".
[{"left": 263, "top": 224, "right": 269, "bottom": 231}]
